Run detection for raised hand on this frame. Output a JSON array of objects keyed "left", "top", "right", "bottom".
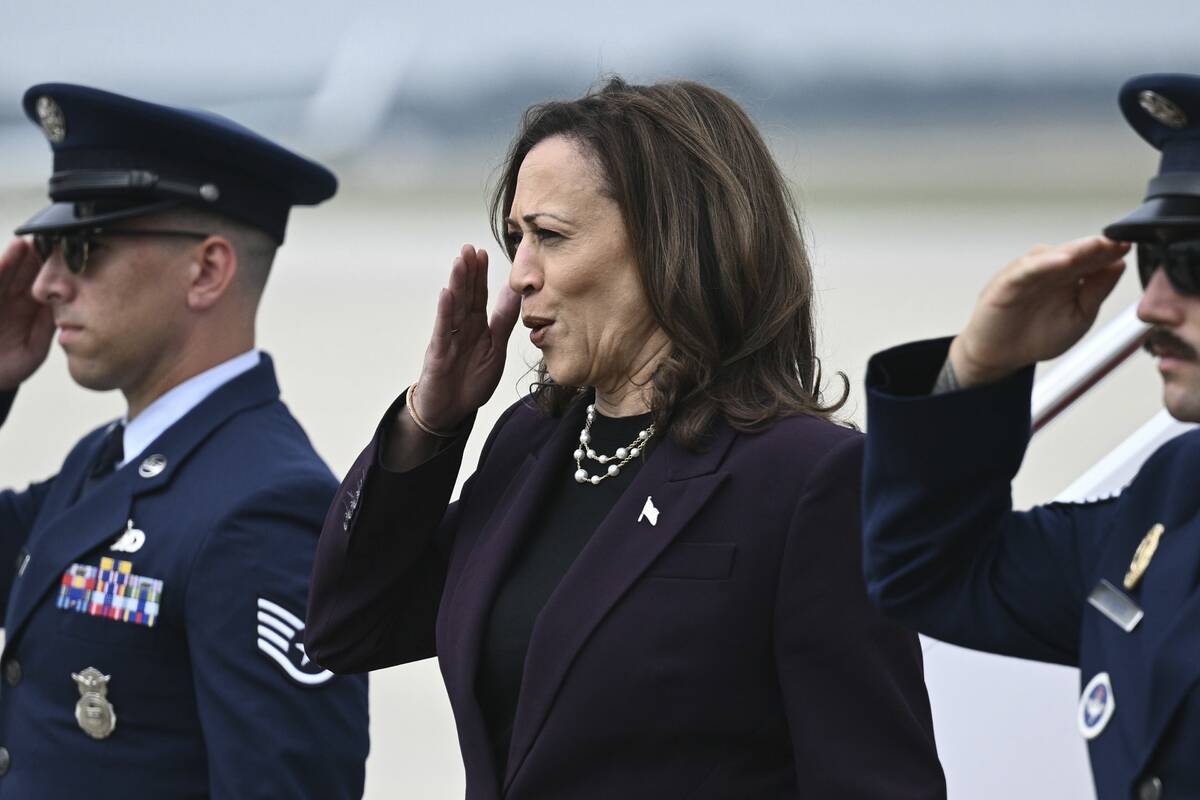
[
  {"left": 948, "top": 237, "right": 1130, "bottom": 388},
  {"left": 0, "top": 239, "right": 54, "bottom": 391},
  {"left": 408, "top": 244, "right": 521, "bottom": 434}
]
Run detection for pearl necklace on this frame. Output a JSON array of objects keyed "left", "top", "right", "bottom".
[{"left": 573, "top": 404, "right": 655, "bottom": 485}]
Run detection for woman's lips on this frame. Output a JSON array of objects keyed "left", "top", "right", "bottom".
[{"left": 530, "top": 322, "right": 551, "bottom": 348}]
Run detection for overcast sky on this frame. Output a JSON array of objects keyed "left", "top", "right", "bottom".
[{"left": 3, "top": 0, "right": 1199, "bottom": 107}]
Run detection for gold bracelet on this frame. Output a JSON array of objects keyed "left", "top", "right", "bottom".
[{"left": 405, "top": 384, "right": 461, "bottom": 439}]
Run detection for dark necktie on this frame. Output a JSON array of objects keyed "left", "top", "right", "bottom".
[{"left": 81, "top": 422, "right": 125, "bottom": 497}]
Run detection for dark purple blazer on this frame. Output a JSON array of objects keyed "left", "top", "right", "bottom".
[{"left": 308, "top": 394, "right": 944, "bottom": 799}]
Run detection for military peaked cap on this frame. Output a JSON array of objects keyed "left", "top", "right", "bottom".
[
  {"left": 14, "top": 83, "right": 336, "bottom": 244},
  {"left": 1106, "top": 73, "right": 1200, "bottom": 241}
]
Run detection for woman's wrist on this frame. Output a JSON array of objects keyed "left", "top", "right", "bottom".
[{"left": 406, "top": 383, "right": 466, "bottom": 439}]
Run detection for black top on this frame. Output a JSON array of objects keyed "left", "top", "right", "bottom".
[{"left": 477, "top": 407, "right": 655, "bottom": 774}]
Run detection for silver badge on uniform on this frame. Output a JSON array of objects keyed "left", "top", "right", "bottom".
[
  {"left": 1138, "top": 90, "right": 1188, "bottom": 129},
  {"left": 138, "top": 454, "right": 167, "bottom": 478},
  {"left": 110, "top": 519, "right": 146, "bottom": 554},
  {"left": 35, "top": 96, "right": 67, "bottom": 143},
  {"left": 1087, "top": 578, "right": 1144, "bottom": 632},
  {"left": 1077, "top": 671, "right": 1115, "bottom": 740},
  {"left": 72, "top": 667, "right": 117, "bottom": 739}
]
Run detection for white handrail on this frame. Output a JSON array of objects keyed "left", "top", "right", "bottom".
[{"left": 1054, "top": 410, "right": 1195, "bottom": 502}]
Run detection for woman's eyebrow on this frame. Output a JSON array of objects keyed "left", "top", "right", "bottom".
[{"left": 505, "top": 212, "right": 573, "bottom": 227}]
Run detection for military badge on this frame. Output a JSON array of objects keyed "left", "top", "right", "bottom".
[
  {"left": 1124, "top": 523, "right": 1165, "bottom": 591},
  {"left": 1138, "top": 90, "right": 1188, "bottom": 129},
  {"left": 138, "top": 454, "right": 167, "bottom": 478},
  {"left": 72, "top": 668, "right": 117, "bottom": 739},
  {"left": 57, "top": 558, "right": 163, "bottom": 627},
  {"left": 35, "top": 95, "right": 66, "bottom": 143},
  {"left": 1077, "top": 671, "right": 1115, "bottom": 740},
  {"left": 256, "top": 597, "right": 334, "bottom": 686},
  {"left": 110, "top": 519, "right": 146, "bottom": 554}
]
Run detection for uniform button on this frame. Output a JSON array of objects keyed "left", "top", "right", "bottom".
[
  {"left": 4, "top": 660, "right": 20, "bottom": 687},
  {"left": 1138, "top": 776, "right": 1163, "bottom": 800},
  {"left": 0, "top": 746, "right": 11, "bottom": 776}
]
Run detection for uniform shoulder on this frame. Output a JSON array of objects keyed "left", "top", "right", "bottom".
[
  {"left": 187, "top": 399, "right": 336, "bottom": 505},
  {"left": 1150, "top": 426, "right": 1200, "bottom": 461}
]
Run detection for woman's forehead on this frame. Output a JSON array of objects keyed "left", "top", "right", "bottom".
[{"left": 512, "top": 136, "right": 607, "bottom": 217}]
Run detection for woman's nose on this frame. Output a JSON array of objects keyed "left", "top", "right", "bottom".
[{"left": 508, "top": 242, "right": 543, "bottom": 297}]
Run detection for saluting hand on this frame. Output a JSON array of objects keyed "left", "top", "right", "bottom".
[
  {"left": 947, "top": 237, "right": 1130, "bottom": 388},
  {"left": 409, "top": 244, "right": 521, "bottom": 433},
  {"left": 0, "top": 239, "right": 54, "bottom": 391}
]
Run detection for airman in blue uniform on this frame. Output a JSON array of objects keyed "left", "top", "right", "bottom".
[
  {"left": 862, "top": 73, "right": 1200, "bottom": 800},
  {"left": 0, "top": 84, "right": 368, "bottom": 798}
]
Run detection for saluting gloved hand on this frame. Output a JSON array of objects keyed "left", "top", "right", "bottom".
[
  {"left": 948, "top": 236, "right": 1131, "bottom": 388},
  {"left": 387, "top": 244, "right": 521, "bottom": 469},
  {"left": 0, "top": 238, "right": 54, "bottom": 392}
]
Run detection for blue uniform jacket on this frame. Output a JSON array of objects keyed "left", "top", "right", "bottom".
[
  {"left": 863, "top": 337, "right": 1200, "bottom": 800},
  {"left": 0, "top": 355, "right": 368, "bottom": 799}
]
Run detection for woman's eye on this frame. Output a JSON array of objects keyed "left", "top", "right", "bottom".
[
  {"left": 534, "top": 228, "right": 561, "bottom": 242},
  {"left": 504, "top": 229, "right": 523, "bottom": 247}
]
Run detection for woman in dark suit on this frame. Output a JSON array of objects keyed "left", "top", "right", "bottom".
[{"left": 307, "top": 78, "right": 944, "bottom": 799}]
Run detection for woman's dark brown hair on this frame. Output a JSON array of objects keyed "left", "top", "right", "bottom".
[{"left": 490, "top": 76, "right": 848, "bottom": 450}]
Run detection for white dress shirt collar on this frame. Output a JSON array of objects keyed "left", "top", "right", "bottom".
[{"left": 118, "top": 350, "right": 261, "bottom": 467}]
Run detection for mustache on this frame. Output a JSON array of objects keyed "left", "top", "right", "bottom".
[{"left": 1143, "top": 328, "right": 1199, "bottom": 361}]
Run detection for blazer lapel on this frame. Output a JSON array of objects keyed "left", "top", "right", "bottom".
[
  {"left": 440, "top": 400, "right": 587, "bottom": 707},
  {"left": 502, "top": 422, "right": 735, "bottom": 790},
  {"left": 5, "top": 355, "right": 282, "bottom": 643}
]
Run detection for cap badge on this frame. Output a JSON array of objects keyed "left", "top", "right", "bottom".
[
  {"left": 72, "top": 667, "right": 117, "bottom": 739},
  {"left": 1138, "top": 90, "right": 1188, "bottom": 129},
  {"left": 138, "top": 454, "right": 167, "bottom": 478},
  {"left": 35, "top": 95, "right": 67, "bottom": 143}
]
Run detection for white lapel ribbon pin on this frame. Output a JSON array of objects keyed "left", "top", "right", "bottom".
[{"left": 638, "top": 496, "right": 660, "bottom": 527}]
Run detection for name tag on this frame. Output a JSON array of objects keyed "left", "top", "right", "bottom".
[{"left": 1087, "top": 579, "right": 1143, "bottom": 633}]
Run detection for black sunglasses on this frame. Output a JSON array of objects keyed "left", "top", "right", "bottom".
[
  {"left": 33, "top": 228, "right": 210, "bottom": 275},
  {"left": 1137, "top": 240, "right": 1200, "bottom": 296}
]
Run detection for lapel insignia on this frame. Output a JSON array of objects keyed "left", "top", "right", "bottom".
[
  {"left": 138, "top": 454, "right": 167, "bottom": 478},
  {"left": 637, "top": 496, "right": 660, "bottom": 526},
  {"left": 1077, "top": 671, "right": 1116, "bottom": 740},
  {"left": 110, "top": 519, "right": 146, "bottom": 553},
  {"left": 1124, "top": 523, "right": 1166, "bottom": 590},
  {"left": 57, "top": 558, "right": 163, "bottom": 627},
  {"left": 14, "top": 547, "right": 29, "bottom": 578},
  {"left": 72, "top": 668, "right": 117, "bottom": 739}
]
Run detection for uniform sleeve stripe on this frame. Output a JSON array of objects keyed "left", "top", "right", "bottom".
[
  {"left": 257, "top": 624, "right": 290, "bottom": 653},
  {"left": 256, "top": 638, "right": 335, "bottom": 686},
  {"left": 257, "top": 597, "right": 304, "bottom": 629},
  {"left": 257, "top": 610, "right": 295, "bottom": 638}
]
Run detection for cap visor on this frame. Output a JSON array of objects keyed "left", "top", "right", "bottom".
[
  {"left": 14, "top": 200, "right": 183, "bottom": 235},
  {"left": 1103, "top": 196, "right": 1200, "bottom": 241}
]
